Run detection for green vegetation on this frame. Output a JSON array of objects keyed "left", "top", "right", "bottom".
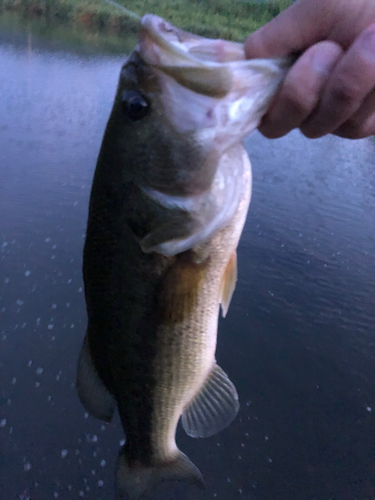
[
  {"left": 0, "top": 10, "right": 138, "bottom": 53},
  {"left": 1, "top": 0, "right": 292, "bottom": 42}
]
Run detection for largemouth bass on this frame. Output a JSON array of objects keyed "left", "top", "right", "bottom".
[{"left": 77, "top": 14, "right": 291, "bottom": 500}]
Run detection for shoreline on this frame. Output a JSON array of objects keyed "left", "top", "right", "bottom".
[{"left": 1, "top": 0, "right": 292, "bottom": 42}]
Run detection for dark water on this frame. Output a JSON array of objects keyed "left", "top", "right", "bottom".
[{"left": 1, "top": 23, "right": 375, "bottom": 500}]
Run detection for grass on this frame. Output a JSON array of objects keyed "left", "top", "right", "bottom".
[{"left": 1, "top": 0, "right": 293, "bottom": 42}]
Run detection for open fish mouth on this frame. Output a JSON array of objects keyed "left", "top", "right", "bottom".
[{"left": 138, "top": 14, "right": 292, "bottom": 99}]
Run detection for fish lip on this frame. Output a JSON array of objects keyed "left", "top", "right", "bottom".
[
  {"left": 139, "top": 14, "right": 201, "bottom": 67},
  {"left": 139, "top": 13, "right": 293, "bottom": 69},
  {"left": 138, "top": 14, "right": 292, "bottom": 98}
]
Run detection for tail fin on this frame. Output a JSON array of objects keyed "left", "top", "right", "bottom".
[{"left": 115, "top": 449, "right": 205, "bottom": 500}]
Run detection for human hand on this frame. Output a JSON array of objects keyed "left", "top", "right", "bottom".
[{"left": 244, "top": 0, "right": 375, "bottom": 139}]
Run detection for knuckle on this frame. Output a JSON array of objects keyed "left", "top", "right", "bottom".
[
  {"left": 329, "top": 77, "right": 362, "bottom": 108},
  {"left": 281, "top": 82, "right": 314, "bottom": 117}
]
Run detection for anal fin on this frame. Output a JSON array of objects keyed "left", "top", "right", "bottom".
[
  {"left": 76, "top": 334, "right": 116, "bottom": 423},
  {"left": 182, "top": 363, "right": 239, "bottom": 438},
  {"left": 220, "top": 250, "right": 237, "bottom": 318}
]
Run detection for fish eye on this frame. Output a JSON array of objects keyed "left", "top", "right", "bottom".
[{"left": 121, "top": 90, "right": 150, "bottom": 121}]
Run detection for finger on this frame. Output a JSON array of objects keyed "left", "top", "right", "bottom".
[
  {"left": 301, "top": 22, "right": 375, "bottom": 138},
  {"left": 334, "top": 89, "right": 375, "bottom": 139},
  {"left": 244, "top": 0, "right": 375, "bottom": 60},
  {"left": 258, "top": 41, "right": 342, "bottom": 139},
  {"left": 244, "top": 0, "right": 341, "bottom": 59}
]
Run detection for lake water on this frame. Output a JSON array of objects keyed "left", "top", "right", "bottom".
[{"left": 1, "top": 15, "right": 375, "bottom": 500}]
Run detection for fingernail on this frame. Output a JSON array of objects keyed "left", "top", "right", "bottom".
[{"left": 312, "top": 49, "right": 338, "bottom": 75}]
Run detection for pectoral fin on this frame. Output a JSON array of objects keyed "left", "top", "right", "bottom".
[
  {"left": 182, "top": 363, "right": 239, "bottom": 438},
  {"left": 158, "top": 252, "right": 208, "bottom": 324},
  {"left": 76, "top": 334, "right": 116, "bottom": 423},
  {"left": 220, "top": 251, "right": 237, "bottom": 318}
]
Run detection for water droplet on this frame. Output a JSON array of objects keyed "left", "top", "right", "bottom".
[
  {"left": 24, "top": 462, "right": 31, "bottom": 471},
  {"left": 61, "top": 450, "right": 68, "bottom": 458},
  {"left": 24, "top": 271, "right": 31, "bottom": 277},
  {"left": 36, "top": 367, "right": 43, "bottom": 375},
  {"left": 366, "top": 407, "right": 372, "bottom": 412},
  {"left": 98, "top": 480, "right": 104, "bottom": 487},
  {"left": 0, "top": 418, "right": 6, "bottom": 427},
  {"left": 100, "top": 460, "right": 106, "bottom": 467}
]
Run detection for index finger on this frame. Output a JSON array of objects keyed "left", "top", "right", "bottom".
[
  {"left": 244, "top": 0, "right": 338, "bottom": 59},
  {"left": 244, "top": 0, "right": 375, "bottom": 60}
]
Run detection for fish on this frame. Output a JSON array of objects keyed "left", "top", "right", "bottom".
[{"left": 76, "top": 13, "right": 292, "bottom": 500}]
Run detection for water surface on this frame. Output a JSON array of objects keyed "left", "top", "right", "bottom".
[{"left": 1, "top": 21, "right": 375, "bottom": 500}]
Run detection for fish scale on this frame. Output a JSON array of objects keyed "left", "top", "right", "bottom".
[{"left": 76, "top": 13, "right": 292, "bottom": 500}]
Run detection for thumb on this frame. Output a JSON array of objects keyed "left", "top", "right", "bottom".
[{"left": 244, "top": 0, "right": 337, "bottom": 59}]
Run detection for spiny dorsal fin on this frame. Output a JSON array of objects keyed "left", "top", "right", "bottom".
[
  {"left": 116, "top": 449, "right": 204, "bottom": 500},
  {"left": 182, "top": 363, "right": 239, "bottom": 438},
  {"left": 220, "top": 251, "right": 237, "bottom": 318}
]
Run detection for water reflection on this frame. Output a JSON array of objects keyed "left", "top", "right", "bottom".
[{"left": 1, "top": 22, "right": 375, "bottom": 500}]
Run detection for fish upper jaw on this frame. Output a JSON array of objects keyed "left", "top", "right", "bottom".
[{"left": 139, "top": 14, "right": 245, "bottom": 66}]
